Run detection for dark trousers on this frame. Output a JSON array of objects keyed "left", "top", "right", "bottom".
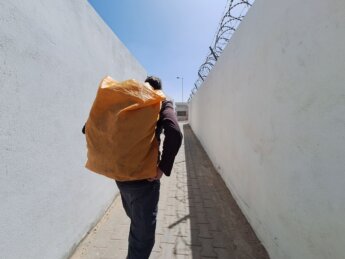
[{"left": 116, "top": 180, "right": 160, "bottom": 259}]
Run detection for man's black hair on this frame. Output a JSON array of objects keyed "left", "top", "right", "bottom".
[{"left": 145, "top": 76, "right": 162, "bottom": 90}]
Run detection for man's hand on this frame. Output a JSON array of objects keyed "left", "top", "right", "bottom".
[{"left": 148, "top": 167, "right": 164, "bottom": 181}]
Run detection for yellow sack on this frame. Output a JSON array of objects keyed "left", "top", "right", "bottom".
[{"left": 85, "top": 76, "right": 166, "bottom": 181}]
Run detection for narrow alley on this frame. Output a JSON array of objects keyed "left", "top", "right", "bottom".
[{"left": 70, "top": 124, "right": 269, "bottom": 259}]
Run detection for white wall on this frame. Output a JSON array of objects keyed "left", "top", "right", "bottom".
[
  {"left": 0, "top": 1, "right": 146, "bottom": 258},
  {"left": 189, "top": 0, "right": 345, "bottom": 258}
]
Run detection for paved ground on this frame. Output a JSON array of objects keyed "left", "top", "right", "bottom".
[{"left": 70, "top": 124, "right": 269, "bottom": 259}]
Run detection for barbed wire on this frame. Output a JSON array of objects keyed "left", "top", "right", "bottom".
[{"left": 188, "top": 0, "right": 254, "bottom": 102}]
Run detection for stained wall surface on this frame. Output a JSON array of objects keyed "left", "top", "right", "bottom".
[
  {"left": 0, "top": 1, "right": 146, "bottom": 258},
  {"left": 189, "top": 0, "right": 345, "bottom": 258}
]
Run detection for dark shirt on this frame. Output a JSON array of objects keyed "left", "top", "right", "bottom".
[
  {"left": 82, "top": 99, "right": 182, "bottom": 178},
  {"left": 156, "top": 100, "right": 183, "bottom": 176}
]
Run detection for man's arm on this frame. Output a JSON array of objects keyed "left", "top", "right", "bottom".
[{"left": 158, "top": 100, "right": 183, "bottom": 176}]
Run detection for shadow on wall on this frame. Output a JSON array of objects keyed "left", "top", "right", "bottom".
[{"left": 171, "top": 124, "right": 269, "bottom": 258}]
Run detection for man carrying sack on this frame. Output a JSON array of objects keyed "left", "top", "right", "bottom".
[{"left": 83, "top": 76, "right": 182, "bottom": 259}]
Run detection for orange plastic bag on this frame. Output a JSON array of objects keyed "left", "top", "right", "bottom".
[{"left": 85, "top": 76, "right": 166, "bottom": 181}]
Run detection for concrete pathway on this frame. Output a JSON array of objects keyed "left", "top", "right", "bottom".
[{"left": 70, "top": 124, "right": 269, "bottom": 259}]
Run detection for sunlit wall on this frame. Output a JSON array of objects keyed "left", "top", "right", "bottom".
[{"left": 0, "top": 1, "right": 146, "bottom": 258}]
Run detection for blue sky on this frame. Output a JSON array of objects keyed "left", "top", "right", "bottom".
[{"left": 88, "top": 0, "right": 227, "bottom": 102}]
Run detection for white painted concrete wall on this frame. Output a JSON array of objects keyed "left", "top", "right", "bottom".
[
  {"left": 0, "top": 1, "right": 146, "bottom": 258},
  {"left": 189, "top": 0, "right": 345, "bottom": 258}
]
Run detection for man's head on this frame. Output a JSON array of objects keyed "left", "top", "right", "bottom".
[{"left": 145, "top": 76, "right": 162, "bottom": 90}]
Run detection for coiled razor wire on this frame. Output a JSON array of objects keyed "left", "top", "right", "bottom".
[{"left": 188, "top": 0, "right": 254, "bottom": 102}]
